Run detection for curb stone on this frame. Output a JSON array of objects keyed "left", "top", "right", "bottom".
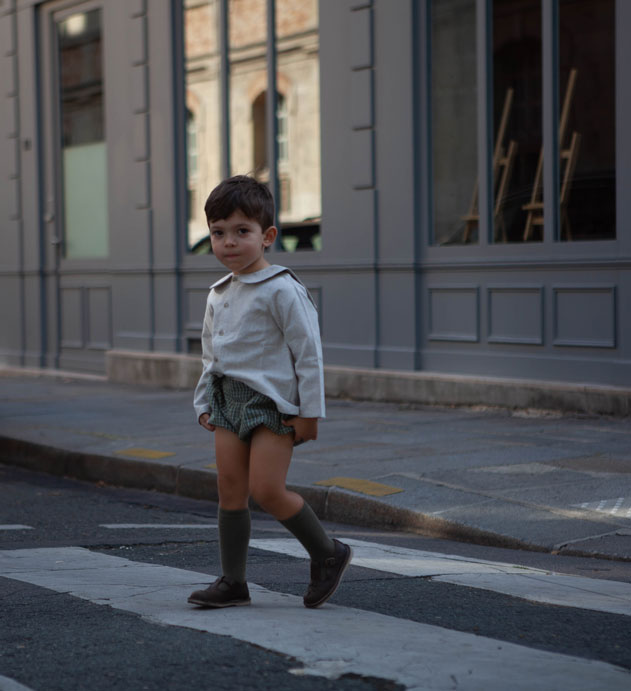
[{"left": 0, "top": 435, "right": 592, "bottom": 558}]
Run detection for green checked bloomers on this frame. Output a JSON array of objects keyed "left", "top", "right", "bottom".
[{"left": 207, "top": 375, "right": 294, "bottom": 442}]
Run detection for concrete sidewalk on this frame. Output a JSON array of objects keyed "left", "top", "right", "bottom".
[{"left": 1, "top": 369, "right": 631, "bottom": 561}]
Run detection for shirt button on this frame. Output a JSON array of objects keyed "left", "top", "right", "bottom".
[
  {"left": 219, "top": 330, "right": 224, "bottom": 336},
  {"left": 213, "top": 356, "right": 218, "bottom": 362},
  {"left": 224, "top": 302, "right": 229, "bottom": 308}
]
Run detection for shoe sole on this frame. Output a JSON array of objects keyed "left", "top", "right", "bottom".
[
  {"left": 304, "top": 544, "right": 353, "bottom": 609},
  {"left": 187, "top": 597, "right": 251, "bottom": 608}
]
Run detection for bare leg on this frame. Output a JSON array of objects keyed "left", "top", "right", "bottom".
[
  {"left": 248, "top": 426, "right": 303, "bottom": 520},
  {"left": 249, "top": 425, "right": 334, "bottom": 563},
  {"left": 215, "top": 426, "right": 250, "bottom": 510},
  {"left": 246, "top": 425, "right": 350, "bottom": 610},
  {"left": 214, "top": 427, "right": 251, "bottom": 583}
]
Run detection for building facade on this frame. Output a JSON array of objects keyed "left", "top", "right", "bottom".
[{"left": 1, "top": 0, "right": 630, "bottom": 388}]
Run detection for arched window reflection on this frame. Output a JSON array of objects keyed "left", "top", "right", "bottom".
[
  {"left": 252, "top": 90, "right": 288, "bottom": 176},
  {"left": 186, "top": 107, "right": 198, "bottom": 180},
  {"left": 184, "top": 0, "right": 321, "bottom": 252}
]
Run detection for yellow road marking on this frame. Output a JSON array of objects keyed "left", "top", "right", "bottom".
[
  {"left": 205, "top": 463, "right": 217, "bottom": 469},
  {"left": 314, "top": 477, "right": 403, "bottom": 497},
  {"left": 114, "top": 448, "right": 176, "bottom": 460}
]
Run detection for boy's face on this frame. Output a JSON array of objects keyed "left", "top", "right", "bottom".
[{"left": 208, "top": 210, "right": 277, "bottom": 275}]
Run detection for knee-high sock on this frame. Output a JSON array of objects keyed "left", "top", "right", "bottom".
[
  {"left": 218, "top": 507, "right": 250, "bottom": 583},
  {"left": 280, "top": 501, "right": 335, "bottom": 562}
]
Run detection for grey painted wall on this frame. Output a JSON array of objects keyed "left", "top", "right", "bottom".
[{"left": 1, "top": 0, "right": 630, "bottom": 388}]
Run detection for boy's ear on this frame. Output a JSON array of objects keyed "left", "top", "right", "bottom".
[{"left": 262, "top": 225, "right": 278, "bottom": 247}]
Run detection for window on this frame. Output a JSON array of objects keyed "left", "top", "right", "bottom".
[
  {"left": 429, "top": 0, "right": 616, "bottom": 245},
  {"left": 183, "top": 0, "right": 222, "bottom": 253},
  {"left": 186, "top": 107, "right": 198, "bottom": 180},
  {"left": 182, "top": 0, "right": 321, "bottom": 252},
  {"left": 252, "top": 91, "right": 287, "bottom": 175},
  {"left": 276, "top": 93, "right": 288, "bottom": 165},
  {"left": 558, "top": 0, "right": 615, "bottom": 241},
  {"left": 430, "top": 0, "right": 478, "bottom": 245},
  {"left": 493, "top": 0, "right": 542, "bottom": 243},
  {"left": 57, "top": 9, "right": 108, "bottom": 259}
]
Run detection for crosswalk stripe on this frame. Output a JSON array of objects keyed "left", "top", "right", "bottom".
[
  {"left": 249, "top": 538, "right": 631, "bottom": 617},
  {"left": 575, "top": 497, "right": 631, "bottom": 517},
  {"left": 0, "top": 675, "right": 35, "bottom": 691},
  {"left": 0, "top": 547, "right": 629, "bottom": 690}
]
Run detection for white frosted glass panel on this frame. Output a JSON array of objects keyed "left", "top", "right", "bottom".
[{"left": 63, "top": 142, "right": 108, "bottom": 259}]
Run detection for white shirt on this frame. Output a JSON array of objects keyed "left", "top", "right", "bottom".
[{"left": 193, "top": 265, "right": 326, "bottom": 421}]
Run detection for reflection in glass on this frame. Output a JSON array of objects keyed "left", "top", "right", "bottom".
[
  {"left": 275, "top": 0, "right": 321, "bottom": 250},
  {"left": 228, "top": 0, "right": 267, "bottom": 183},
  {"left": 58, "top": 9, "right": 108, "bottom": 258},
  {"left": 493, "top": 0, "right": 542, "bottom": 242},
  {"left": 185, "top": 0, "right": 321, "bottom": 253},
  {"left": 184, "top": 0, "right": 223, "bottom": 252},
  {"left": 559, "top": 0, "right": 615, "bottom": 241},
  {"left": 431, "top": 0, "right": 478, "bottom": 245}
]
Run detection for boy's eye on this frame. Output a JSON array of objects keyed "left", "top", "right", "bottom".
[
  {"left": 238, "top": 227, "right": 250, "bottom": 235},
  {"left": 210, "top": 229, "right": 223, "bottom": 237}
]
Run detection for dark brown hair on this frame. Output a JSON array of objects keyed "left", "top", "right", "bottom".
[{"left": 204, "top": 175, "right": 275, "bottom": 230}]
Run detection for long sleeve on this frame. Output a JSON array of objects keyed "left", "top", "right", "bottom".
[
  {"left": 193, "top": 292, "right": 215, "bottom": 421},
  {"left": 274, "top": 282, "right": 325, "bottom": 418}
]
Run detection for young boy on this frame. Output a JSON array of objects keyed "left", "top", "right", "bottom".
[{"left": 188, "top": 175, "right": 352, "bottom": 609}]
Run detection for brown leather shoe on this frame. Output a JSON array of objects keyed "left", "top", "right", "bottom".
[
  {"left": 188, "top": 576, "right": 251, "bottom": 608},
  {"left": 304, "top": 539, "right": 353, "bottom": 608}
]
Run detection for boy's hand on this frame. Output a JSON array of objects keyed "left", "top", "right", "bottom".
[
  {"left": 282, "top": 416, "right": 318, "bottom": 446},
  {"left": 199, "top": 413, "right": 216, "bottom": 432}
]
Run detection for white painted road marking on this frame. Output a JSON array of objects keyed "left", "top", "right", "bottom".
[
  {"left": 0, "top": 547, "right": 629, "bottom": 690},
  {"left": 574, "top": 497, "right": 631, "bottom": 517},
  {"left": 99, "top": 524, "right": 217, "bottom": 529},
  {"left": 0, "top": 525, "right": 33, "bottom": 531},
  {"left": 0, "top": 675, "right": 36, "bottom": 691},
  {"left": 249, "top": 538, "right": 631, "bottom": 617}
]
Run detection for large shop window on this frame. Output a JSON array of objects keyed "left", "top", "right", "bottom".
[
  {"left": 57, "top": 9, "right": 108, "bottom": 259},
  {"left": 429, "top": 0, "right": 616, "bottom": 245},
  {"left": 182, "top": 0, "right": 321, "bottom": 254}
]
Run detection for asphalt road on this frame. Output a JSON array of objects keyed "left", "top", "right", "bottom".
[{"left": 1, "top": 464, "right": 631, "bottom": 691}]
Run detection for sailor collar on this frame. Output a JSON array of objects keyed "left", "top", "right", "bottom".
[
  {"left": 209, "top": 264, "right": 316, "bottom": 308},
  {"left": 209, "top": 265, "right": 298, "bottom": 290}
]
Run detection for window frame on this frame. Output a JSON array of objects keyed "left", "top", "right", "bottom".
[
  {"left": 420, "top": 0, "right": 629, "bottom": 260},
  {"left": 176, "top": 0, "right": 297, "bottom": 261}
]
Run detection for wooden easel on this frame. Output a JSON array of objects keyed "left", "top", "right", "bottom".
[
  {"left": 462, "top": 88, "right": 518, "bottom": 243},
  {"left": 522, "top": 68, "right": 580, "bottom": 240}
]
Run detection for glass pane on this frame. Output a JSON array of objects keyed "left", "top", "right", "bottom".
[
  {"left": 229, "top": 0, "right": 267, "bottom": 180},
  {"left": 62, "top": 143, "right": 108, "bottom": 258},
  {"left": 58, "top": 9, "right": 108, "bottom": 258},
  {"left": 431, "top": 0, "right": 478, "bottom": 245},
  {"left": 559, "top": 0, "right": 615, "bottom": 241},
  {"left": 184, "top": 0, "right": 223, "bottom": 253},
  {"left": 493, "top": 0, "right": 542, "bottom": 243},
  {"left": 276, "top": 0, "right": 321, "bottom": 251}
]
